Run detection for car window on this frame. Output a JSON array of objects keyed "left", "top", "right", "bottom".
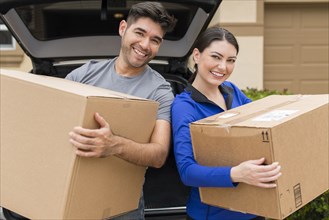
[
  {"left": 15, "top": 0, "right": 197, "bottom": 41},
  {"left": 0, "top": 18, "right": 15, "bottom": 50}
]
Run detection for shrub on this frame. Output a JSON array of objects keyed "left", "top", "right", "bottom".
[
  {"left": 242, "top": 87, "right": 329, "bottom": 220},
  {"left": 285, "top": 191, "right": 329, "bottom": 220},
  {"left": 241, "top": 87, "right": 292, "bottom": 101}
]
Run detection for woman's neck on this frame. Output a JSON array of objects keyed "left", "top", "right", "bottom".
[
  {"left": 192, "top": 80, "right": 227, "bottom": 110},
  {"left": 192, "top": 79, "right": 220, "bottom": 99}
]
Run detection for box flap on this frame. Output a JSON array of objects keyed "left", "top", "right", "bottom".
[
  {"left": 192, "top": 95, "right": 329, "bottom": 128},
  {"left": 0, "top": 69, "right": 152, "bottom": 101}
]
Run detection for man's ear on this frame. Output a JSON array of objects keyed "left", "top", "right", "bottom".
[{"left": 119, "top": 20, "right": 127, "bottom": 37}]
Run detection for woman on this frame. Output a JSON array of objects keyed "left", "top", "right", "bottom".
[{"left": 171, "top": 26, "right": 282, "bottom": 220}]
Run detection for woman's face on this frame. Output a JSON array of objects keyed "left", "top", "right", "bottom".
[{"left": 193, "top": 40, "right": 237, "bottom": 87}]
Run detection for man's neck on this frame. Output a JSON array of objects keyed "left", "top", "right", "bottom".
[{"left": 114, "top": 56, "right": 146, "bottom": 77}]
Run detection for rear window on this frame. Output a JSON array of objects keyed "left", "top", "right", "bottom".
[
  {"left": 15, "top": 0, "right": 197, "bottom": 41},
  {"left": 0, "top": 18, "right": 15, "bottom": 50}
]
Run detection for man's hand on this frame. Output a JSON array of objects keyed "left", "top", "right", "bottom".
[
  {"left": 69, "top": 112, "right": 120, "bottom": 158},
  {"left": 68, "top": 112, "right": 171, "bottom": 168},
  {"left": 230, "top": 158, "right": 282, "bottom": 188}
]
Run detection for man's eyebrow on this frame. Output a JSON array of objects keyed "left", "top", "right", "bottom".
[
  {"left": 134, "top": 27, "right": 147, "bottom": 33},
  {"left": 134, "top": 27, "right": 163, "bottom": 42}
]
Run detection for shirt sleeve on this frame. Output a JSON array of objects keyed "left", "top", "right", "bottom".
[
  {"left": 171, "top": 97, "right": 237, "bottom": 188},
  {"left": 65, "top": 63, "right": 87, "bottom": 82},
  {"left": 65, "top": 60, "right": 99, "bottom": 82},
  {"left": 153, "top": 83, "right": 174, "bottom": 122}
]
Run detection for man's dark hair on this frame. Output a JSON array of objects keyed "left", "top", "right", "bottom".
[{"left": 127, "top": 1, "right": 176, "bottom": 33}]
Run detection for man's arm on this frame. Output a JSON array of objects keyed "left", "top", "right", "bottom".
[{"left": 69, "top": 112, "right": 171, "bottom": 168}]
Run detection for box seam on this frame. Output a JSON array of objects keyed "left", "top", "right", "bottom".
[{"left": 62, "top": 103, "right": 87, "bottom": 219}]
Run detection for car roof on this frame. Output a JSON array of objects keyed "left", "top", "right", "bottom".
[{"left": 0, "top": 0, "right": 221, "bottom": 62}]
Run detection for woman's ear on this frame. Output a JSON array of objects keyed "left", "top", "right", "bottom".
[
  {"left": 119, "top": 20, "right": 127, "bottom": 37},
  {"left": 193, "top": 48, "right": 200, "bottom": 64}
]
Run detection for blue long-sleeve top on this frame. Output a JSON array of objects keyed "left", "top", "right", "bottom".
[{"left": 171, "top": 82, "right": 257, "bottom": 220}]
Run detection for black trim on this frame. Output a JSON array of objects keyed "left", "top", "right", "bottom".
[
  {"left": 0, "top": 0, "right": 221, "bottom": 14},
  {"left": 186, "top": 83, "right": 234, "bottom": 109},
  {"left": 100, "top": 0, "right": 108, "bottom": 21},
  {"left": 219, "top": 84, "right": 234, "bottom": 109}
]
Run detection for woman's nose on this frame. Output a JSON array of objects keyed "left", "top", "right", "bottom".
[{"left": 217, "top": 60, "right": 226, "bottom": 70}]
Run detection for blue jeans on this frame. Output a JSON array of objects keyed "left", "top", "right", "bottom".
[{"left": 109, "top": 193, "right": 144, "bottom": 220}]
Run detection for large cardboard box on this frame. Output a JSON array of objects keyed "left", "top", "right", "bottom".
[
  {"left": 0, "top": 69, "right": 159, "bottom": 219},
  {"left": 190, "top": 95, "right": 329, "bottom": 219}
]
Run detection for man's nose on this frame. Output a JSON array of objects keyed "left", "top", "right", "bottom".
[{"left": 139, "top": 38, "right": 150, "bottom": 49}]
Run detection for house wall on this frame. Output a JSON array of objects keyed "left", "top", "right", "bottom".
[
  {"left": 209, "top": 0, "right": 264, "bottom": 90},
  {"left": 0, "top": 42, "right": 32, "bottom": 72},
  {"left": 209, "top": 0, "right": 328, "bottom": 93}
]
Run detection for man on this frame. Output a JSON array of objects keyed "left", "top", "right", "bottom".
[{"left": 65, "top": 2, "right": 176, "bottom": 220}]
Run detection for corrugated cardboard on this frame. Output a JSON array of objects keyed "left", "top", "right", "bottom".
[
  {"left": 0, "top": 69, "right": 159, "bottom": 219},
  {"left": 190, "top": 95, "right": 329, "bottom": 220}
]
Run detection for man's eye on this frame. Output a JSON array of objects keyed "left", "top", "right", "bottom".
[{"left": 151, "top": 39, "right": 160, "bottom": 45}]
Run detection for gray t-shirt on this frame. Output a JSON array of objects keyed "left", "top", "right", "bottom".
[{"left": 65, "top": 58, "right": 174, "bottom": 122}]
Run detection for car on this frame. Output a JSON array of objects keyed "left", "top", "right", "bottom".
[{"left": 0, "top": 0, "right": 222, "bottom": 219}]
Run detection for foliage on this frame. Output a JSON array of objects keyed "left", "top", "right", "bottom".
[
  {"left": 285, "top": 191, "right": 329, "bottom": 220},
  {"left": 242, "top": 87, "right": 292, "bottom": 101},
  {"left": 242, "top": 87, "right": 329, "bottom": 220}
]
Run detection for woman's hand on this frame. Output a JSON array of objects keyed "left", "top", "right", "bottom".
[{"left": 230, "top": 157, "right": 282, "bottom": 188}]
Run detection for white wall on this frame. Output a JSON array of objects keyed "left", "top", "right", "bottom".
[
  {"left": 209, "top": 0, "right": 264, "bottom": 89},
  {"left": 230, "top": 36, "right": 263, "bottom": 90},
  {"left": 216, "top": 0, "right": 257, "bottom": 23}
]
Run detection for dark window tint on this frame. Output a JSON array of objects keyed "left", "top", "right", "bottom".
[{"left": 15, "top": 1, "right": 197, "bottom": 41}]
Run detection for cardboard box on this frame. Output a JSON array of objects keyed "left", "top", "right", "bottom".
[
  {"left": 0, "top": 69, "right": 159, "bottom": 219},
  {"left": 190, "top": 95, "right": 329, "bottom": 220}
]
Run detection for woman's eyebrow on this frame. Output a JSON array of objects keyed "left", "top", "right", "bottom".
[{"left": 211, "top": 51, "right": 237, "bottom": 59}]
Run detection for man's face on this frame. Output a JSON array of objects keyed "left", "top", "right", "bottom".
[{"left": 119, "top": 17, "right": 164, "bottom": 69}]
